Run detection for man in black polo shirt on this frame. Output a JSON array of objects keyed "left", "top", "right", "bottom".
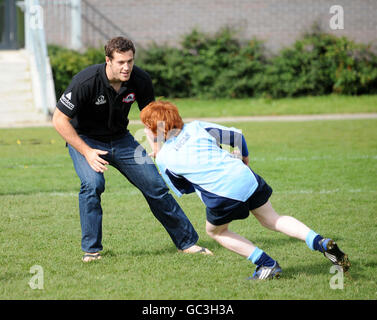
[{"left": 53, "top": 37, "right": 212, "bottom": 261}]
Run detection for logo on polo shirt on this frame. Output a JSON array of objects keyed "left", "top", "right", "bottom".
[
  {"left": 59, "top": 91, "right": 75, "bottom": 110},
  {"left": 123, "top": 93, "right": 136, "bottom": 103},
  {"left": 95, "top": 95, "right": 107, "bottom": 105}
]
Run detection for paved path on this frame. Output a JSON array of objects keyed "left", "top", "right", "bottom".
[
  {"left": 179, "top": 113, "right": 377, "bottom": 123},
  {"left": 130, "top": 113, "right": 377, "bottom": 124},
  {"left": 0, "top": 113, "right": 376, "bottom": 128}
]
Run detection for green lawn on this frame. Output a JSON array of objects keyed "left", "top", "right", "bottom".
[
  {"left": 129, "top": 94, "right": 377, "bottom": 119},
  {"left": 0, "top": 115, "right": 376, "bottom": 299}
]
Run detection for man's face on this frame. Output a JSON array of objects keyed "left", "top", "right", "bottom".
[{"left": 106, "top": 50, "right": 134, "bottom": 82}]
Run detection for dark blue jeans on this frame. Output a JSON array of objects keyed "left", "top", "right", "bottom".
[{"left": 68, "top": 132, "right": 198, "bottom": 253}]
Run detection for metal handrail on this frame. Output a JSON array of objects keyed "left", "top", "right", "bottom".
[
  {"left": 38, "top": 0, "right": 129, "bottom": 49},
  {"left": 81, "top": 0, "right": 129, "bottom": 39},
  {"left": 23, "top": 0, "right": 56, "bottom": 116}
]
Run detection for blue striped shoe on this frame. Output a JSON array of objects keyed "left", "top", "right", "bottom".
[{"left": 248, "top": 261, "right": 282, "bottom": 280}]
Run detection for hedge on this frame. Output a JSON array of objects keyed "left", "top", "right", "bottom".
[{"left": 48, "top": 27, "right": 377, "bottom": 99}]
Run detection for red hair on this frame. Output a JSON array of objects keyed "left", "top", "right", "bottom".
[{"left": 140, "top": 101, "right": 184, "bottom": 139}]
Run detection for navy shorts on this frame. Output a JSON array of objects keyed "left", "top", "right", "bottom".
[{"left": 206, "top": 172, "right": 273, "bottom": 226}]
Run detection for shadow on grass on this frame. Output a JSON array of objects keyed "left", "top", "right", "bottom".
[
  {"left": 279, "top": 258, "right": 372, "bottom": 282},
  {"left": 245, "top": 234, "right": 346, "bottom": 249},
  {"left": 250, "top": 236, "right": 298, "bottom": 248},
  {"left": 338, "top": 260, "right": 376, "bottom": 282},
  {"left": 101, "top": 239, "right": 220, "bottom": 258},
  {"left": 281, "top": 262, "right": 336, "bottom": 278},
  {"left": 102, "top": 247, "right": 177, "bottom": 257}
]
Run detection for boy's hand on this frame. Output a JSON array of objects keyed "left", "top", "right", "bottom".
[{"left": 231, "top": 150, "right": 249, "bottom": 166}]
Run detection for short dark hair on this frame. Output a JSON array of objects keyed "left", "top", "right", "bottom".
[{"left": 104, "top": 37, "right": 135, "bottom": 59}]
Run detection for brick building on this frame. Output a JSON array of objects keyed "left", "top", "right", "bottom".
[{"left": 41, "top": 0, "right": 377, "bottom": 52}]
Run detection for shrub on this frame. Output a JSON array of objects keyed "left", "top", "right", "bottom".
[
  {"left": 328, "top": 39, "right": 377, "bottom": 95},
  {"left": 258, "top": 28, "right": 377, "bottom": 98},
  {"left": 138, "top": 28, "right": 267, "bottom": 98},
  {"left": 48, "top": 45, "right": 104, "bottom": 98},
  {"left": 257, "top": 33, "right": 335, "bottom": 97},
  {"left": 213, "top": 38, "right": 267, "bottom": 98},
  {"left": 180, "top": 28, "right": 244, "bottom": 98},
  {"left": 137, "top": 45, "right": 192, "bottom": 98},
  {"left": 48, "top": 27, "right": 377, "bottom": 99}
]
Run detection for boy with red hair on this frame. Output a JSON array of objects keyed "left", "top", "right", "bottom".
[{"left": 140, "top": 100, "right": 350, "bottom": 279}]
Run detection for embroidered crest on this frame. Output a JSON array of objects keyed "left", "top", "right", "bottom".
[
  {"left": 123, "top": 93, "right": 136, "bottom": 103},
  {"left": 95, "top": 95, "right": 107, "bottom": 105}
]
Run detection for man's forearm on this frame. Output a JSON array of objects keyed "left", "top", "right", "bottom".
[
  {"left": 52, "top": 110, "right": 90, "bottom": 156},
  {"left": 52, "top": 108, "right": 109, "bottom": 173}
]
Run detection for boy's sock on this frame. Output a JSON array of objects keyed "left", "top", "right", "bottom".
[
  {"left": 247, "top": 247, "right": 276, "bottom": 267},
  {"left": 305, "top": 230, "right": 328, "bottom": 252}
]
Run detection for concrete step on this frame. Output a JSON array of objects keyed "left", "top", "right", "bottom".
[
  {"left": 0, "top": 60, "right": 31, "bottom": 83},
  {"left": 0, "top": 53, "right": 29, "bottom": 61},
  {"left": 0, "top": 62, "right": 29, "bottom": 70},
  {"left": 0, "top": 49, "right": 52, "bottom": 127},
  {"left": 0, "top": 72, "right": 31, "bottom": 84},
  {"left": 0, "top": 104, "right": 35, "bottom": 113},
  {"left": 0, "top": 83, "right": 33, "bottom": 95},
  {"left": 1, "top": 90, "right": 34, "bottom": 100},
  {"left": 0, "top": 113, "right": 51, "bottom": 128},
  {"left": 0, "top": 109, "right": 45, "bottom": 117}
]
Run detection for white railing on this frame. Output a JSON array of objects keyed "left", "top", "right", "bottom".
[
  {"left": 39, "top": 0, "right": 81, "bottom": 50},
  {"left": 22, "top": 0, "right": 56, "bottom": 116}
]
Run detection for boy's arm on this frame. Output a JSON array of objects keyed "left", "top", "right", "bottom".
[
  {"left": 144, "top": 127, "right": 162, "bottom": 158},
  {"left": 199, "top": 121, "right": 250, "bottom": 165},
  {"left": 155, "top": 158, "right": 184, "bottom": 198}
]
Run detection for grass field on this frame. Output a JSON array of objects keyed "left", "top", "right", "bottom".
[
  {"left": 0, "top": 97, "right": 376, "bottom": 300},
  {"left": 129, "top": 94, "right": 377, "bottom": 119}
]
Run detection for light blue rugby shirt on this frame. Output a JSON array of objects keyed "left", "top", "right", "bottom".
[{"left": 155, "top": 121, "right": 259, "bottom": 210}]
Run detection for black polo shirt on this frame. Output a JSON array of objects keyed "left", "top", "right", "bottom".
[{"left": 56, "top": 63, "right": 155, "bottom": 142}]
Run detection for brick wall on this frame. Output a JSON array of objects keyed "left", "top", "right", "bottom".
[{"left": 42, "top": 0, "right": 377, "bottom": 52}]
